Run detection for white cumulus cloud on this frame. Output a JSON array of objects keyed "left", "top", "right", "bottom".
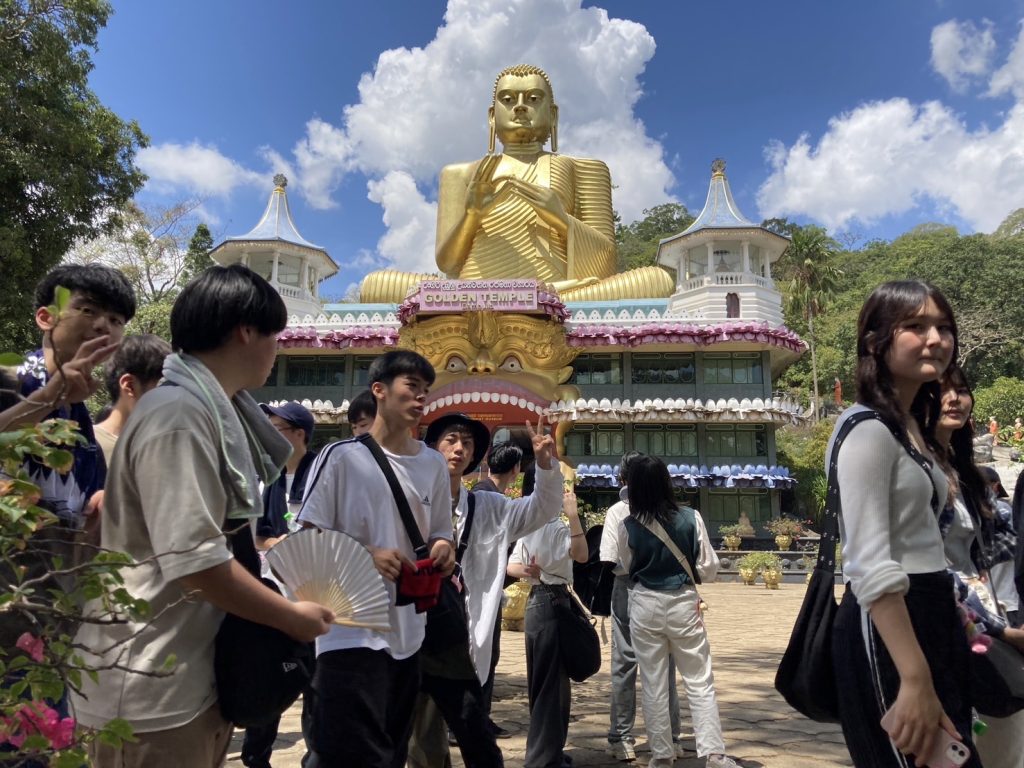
[
  {"left": 759, "top": 16, "right": 1024, "bottom": 235},
  {"left": 137, "top": 141, "right": 264, "bottom": 197},
  {"left": 757, "top": 98, "right": 1024, "bottom": 233},
  {"left": 283, "top": 0, "right": 674, "bottom": 251},
  {"left": 989, "top": 21, "right": 1024, "bottom": 99},
  {"left": 366, "top": 172, "right": 439, "bottom": 274},
  {"left": 930, "top": 19, "right": 996, "bottom": 92}
]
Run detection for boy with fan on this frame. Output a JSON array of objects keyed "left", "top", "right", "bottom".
[
  {"left": 407, "top": 413, "right": 564, "bottom": 768},
  {"left": 297, "top": 350, "right": 455, "bottom": 768},
  {"left": 71, "top": 265, "right": 334, "bottom": 768}
]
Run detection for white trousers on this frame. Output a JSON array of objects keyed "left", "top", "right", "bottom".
[
  {"left": 629, "top": 583, "right": 726, "bottom": 761},
  {"left": 977, "top": 709, "right": 1024, "bottom": 768}
]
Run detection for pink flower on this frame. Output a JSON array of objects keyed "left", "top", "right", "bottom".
[
  {"left": 15, "top": 632, "right": 44, "bottom": 662},
  {"left": 0, "top": 702, "right": 76, "bottom": 751}
]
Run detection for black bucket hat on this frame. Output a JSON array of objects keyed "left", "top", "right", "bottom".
[{"left": 425, "top": 413, "right": 491, "bottom": 475}]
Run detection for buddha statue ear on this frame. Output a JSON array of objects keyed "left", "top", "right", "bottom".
[
  {"left": 487, "top": 106, "right": 496, "bottom": 154},
  {"left": 550, "top": 103, "right": 559, "bottom": 153}
]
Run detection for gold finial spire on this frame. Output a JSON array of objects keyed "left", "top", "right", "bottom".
[
  {"left": 273, "top": 173, "right": 288, "bottom": 191},
  {"left": 711, "top": 158, "right": 726, "bottom": 176}
]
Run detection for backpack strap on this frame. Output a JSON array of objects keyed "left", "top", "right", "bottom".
[
  {"left": 357, "top": 433, "right": 430, "bottom": 560},
  {"left": 456, "top": 492, "right": 476, "bottom": 565},
  {"left": 641, "top": 517, "right": 700, "bottom": 586}
]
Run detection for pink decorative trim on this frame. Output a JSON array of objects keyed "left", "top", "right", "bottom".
[
  {"left": 566, "top": 321, "right": 805, "bottom": 351},
  {"left": 277, "top": 326, "right": 399, "bottom": 349}
]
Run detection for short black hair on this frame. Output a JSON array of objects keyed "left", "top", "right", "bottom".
[
  {"left": 348, "top": 389, "right": 377, "bottom": 425},
  {"left": 34, "top": 264, "right": 136, "bottom": 321},
  {"left": 170, "top": 265, "right": 287, "bottom": 353},
  {"left": 368, "top": 350, "right": 435, "bottom": 388},
  {"left": 487, "top": 443, "right": 523, "bottom": 475},
  {"left": 104, "top": 334, "right": 172, "bottom": 402}
]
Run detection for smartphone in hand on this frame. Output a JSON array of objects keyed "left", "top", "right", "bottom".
[{"left": 879, "top": 707, "right": 970, "bottom": 768}]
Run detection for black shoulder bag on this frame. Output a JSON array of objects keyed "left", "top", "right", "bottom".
[
  {"left": 358, "top": 434, "right": 472, "bottom": 655},
  {"left": 214, "top": 519, "right": 315, "bottom": 727},
  {"left": 774, "top": 409, "right": 882, "bottom": 723}
]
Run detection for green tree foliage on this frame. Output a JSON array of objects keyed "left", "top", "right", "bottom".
[
  {"left": 774, "top": 225, "right": 842, "bottom": 420},
  {"left": 775, "top": 418, "right": 835, "bottom": 522},
  {"left": 614, "top": 203, "right": 694, "bottom": 272},
  {"left": 180, "top": 223, "right": 215, "bottom": 285},
  {"left": 775, "top": 210, "right": 1024, "bottom": 401},
  {"left": 0, "top": 0, "right": 148, "bottom": 354},
  {"left": 973, "top": 377, "right": 1024, "bottom": 427}
]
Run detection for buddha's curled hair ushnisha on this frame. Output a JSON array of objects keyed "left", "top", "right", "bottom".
[{"left": 493, "top": 64, "right": 553, "bottom": 100}]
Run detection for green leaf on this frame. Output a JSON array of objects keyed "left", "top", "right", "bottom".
[
  {"left": 54, "top": 285, "right": 72, "bottom": 312},
  {"left": 0, "top": 352, "right": 24, "bottom": 366}
]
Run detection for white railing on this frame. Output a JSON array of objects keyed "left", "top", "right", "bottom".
[
  {"left": 681, "top": 272, "right": 774, "bottom": 292},
  {"left": 276, "top": 284, "right": 303, "bottom": 298}
]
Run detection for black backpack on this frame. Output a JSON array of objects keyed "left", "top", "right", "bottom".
[{"left": 572, "top": 524, "right": 615, "bottom": 617}]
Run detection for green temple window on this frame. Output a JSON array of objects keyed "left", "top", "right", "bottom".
[
  {"left": 564, "top": 424, "right": 625, "bottom": 457},
  {"left": 702, "top": 352, "right": 762, "bottom": 385},
  {"left": 706, "top": 424, "right": 767, "bottom": 457},
  {"left": 311, "top": 426, "right": 344, "bottom": 452},
  {"left": 633, "top": 424, "right": 698, "bottom": 457},
  {"left": 265, "top": 360, "right": 279, "bottom": 387},
  {"left": 571, "top": 353, "right": 623, "bottom": 385},
  {"left": 631, "top": 353, "right": 696, "bottom": 385},
  {"left": 285, "top": 357, "right": 347, "bottom": 387},
  {"left": 353, "top": 356, "right": 376, "bottom": 386},
  {"left": 705, "top": 489, "right": 771, "bottom": 525}
]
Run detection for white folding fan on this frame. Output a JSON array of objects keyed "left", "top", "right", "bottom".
[{"left": 266, "top": 529, "right": 391, "bottom": 631}]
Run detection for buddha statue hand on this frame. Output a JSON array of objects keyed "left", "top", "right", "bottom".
[
  {"left": 551, "top": 276, "right": 599, "bottom": 293},
  {"left": 465, "top": 155, "right": 513, "bottom": 218},
  {"left": 502, "top": 176, "right": 569, "bottom": 237}
]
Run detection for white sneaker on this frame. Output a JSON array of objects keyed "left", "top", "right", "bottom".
[
  {"left": 706, "top": 755, "right": 741, "bottom": 768},
  {"left": 609, "top": 740, "right": 636, "bottom": 762}
]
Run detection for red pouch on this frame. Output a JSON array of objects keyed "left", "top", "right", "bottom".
[{"left": 395, "top": 558, "right": 443, "bottom": 612}]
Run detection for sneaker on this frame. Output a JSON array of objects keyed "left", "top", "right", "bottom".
[
  {"left": 608, "top": 740, "right": 636, "bottom": 762},
  {"left": 706, "top": 755, "right": 741, "bottom": 768}
]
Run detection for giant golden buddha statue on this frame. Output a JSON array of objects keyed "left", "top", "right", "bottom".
[{"left": 359, "top": 64, "right": 674, "bottom": 303}]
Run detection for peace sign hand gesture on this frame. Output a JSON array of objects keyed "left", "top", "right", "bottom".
[{"left": 526, "top": 413, "right": 556, "bottom": 470}]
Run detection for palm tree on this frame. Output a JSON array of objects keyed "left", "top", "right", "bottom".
[{"left": 780, "top": 226, "right": 842, "bottom": 422}]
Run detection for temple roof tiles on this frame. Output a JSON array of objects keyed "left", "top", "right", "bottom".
[{"left": 225, "top": 174, "right": 325, "bottom": 252}]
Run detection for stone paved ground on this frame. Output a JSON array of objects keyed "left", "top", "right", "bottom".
[{"left": 227, "top": 581, "right": 854, "bottom": 767}]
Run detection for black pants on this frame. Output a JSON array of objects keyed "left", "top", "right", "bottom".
[
  {"left": 307, "top": 648, "right": 420, "bottom": 768},
  {"left": 481, "top": 608, "right": 503, "bottom": 717},
  {"left": 833, "top": 573, "right": 982, "bottom": 768},
  {"left": 421, "top": 670, "right": 504, "bottom": 767},
  {"left": 524, "top": 584, "right": 572, "bottom": 768},
  {"left": 242, "top": 681, "right": 316, "bottom": 768}
]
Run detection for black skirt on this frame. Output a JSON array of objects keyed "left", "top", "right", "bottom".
[{"left": 832, "top": 571, "right": 983, "bottom": 768}]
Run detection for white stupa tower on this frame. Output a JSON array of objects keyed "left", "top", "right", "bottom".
[
  {"left": 657, "top": 159, "right": 789, "bottom": 325},
  {"left": 209, "top": 174, "right": 337, "bottom": 318}
]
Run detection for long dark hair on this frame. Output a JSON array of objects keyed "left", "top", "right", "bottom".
[
  {"left": 936, "top": 365, "right": 991, "bottom": 520},
  {"left": 626, "top": 455, "right": 678, "bottom": 527},
  {"left": 855, "top": 280, "right": 958, "bottom": 441}
]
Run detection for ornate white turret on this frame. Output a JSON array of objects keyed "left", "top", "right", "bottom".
[
  {"left": 657, "top": 159, "right": 789, "bottom": 326},
  {"left": 209, "top": 174, "right": 338, "bottom": 318}
]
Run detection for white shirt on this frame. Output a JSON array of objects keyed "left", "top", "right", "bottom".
[
  {"left": 297, "top": 439, "right": 452, "bottom": 660},
  {"left": 510, "top": 519, "right": 573, "bottom": 585},
  {"left": 830, "top": 405, "right": 948, "bottom": 609},
  {"left": 456, "top": 464, "right": 562, "bottom": 683},
  {"left": 599, "top": 487, "right": 631, "bottom": 575},
  {"left": 612, "top": 507, "right": 721, "bottom": 583}
]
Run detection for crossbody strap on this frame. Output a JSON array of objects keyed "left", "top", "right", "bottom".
[
  {"left": 456, "top": 493, "right": 476, "bottom": 565},
  {"left": 357, "top": 433, "right": 430, "bottom": 559},
  {"left": 641, "top": 517, "right": 700, "bottom": 587},
  {"left": 819, "top": 409, "right": 938, "bottom": 572}
]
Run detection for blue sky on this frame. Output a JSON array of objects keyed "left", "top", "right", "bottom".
[{"left": 88, "top": 0, "right": 1024, "bottom": 298}]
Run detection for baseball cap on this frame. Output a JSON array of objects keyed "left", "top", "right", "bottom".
[{"left": 260, "top": 401, "right": 315, "bottom": 442}]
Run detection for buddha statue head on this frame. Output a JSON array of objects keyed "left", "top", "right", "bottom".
[{"left": 488, "top": 64, "right": 558, "bottom": 154}]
